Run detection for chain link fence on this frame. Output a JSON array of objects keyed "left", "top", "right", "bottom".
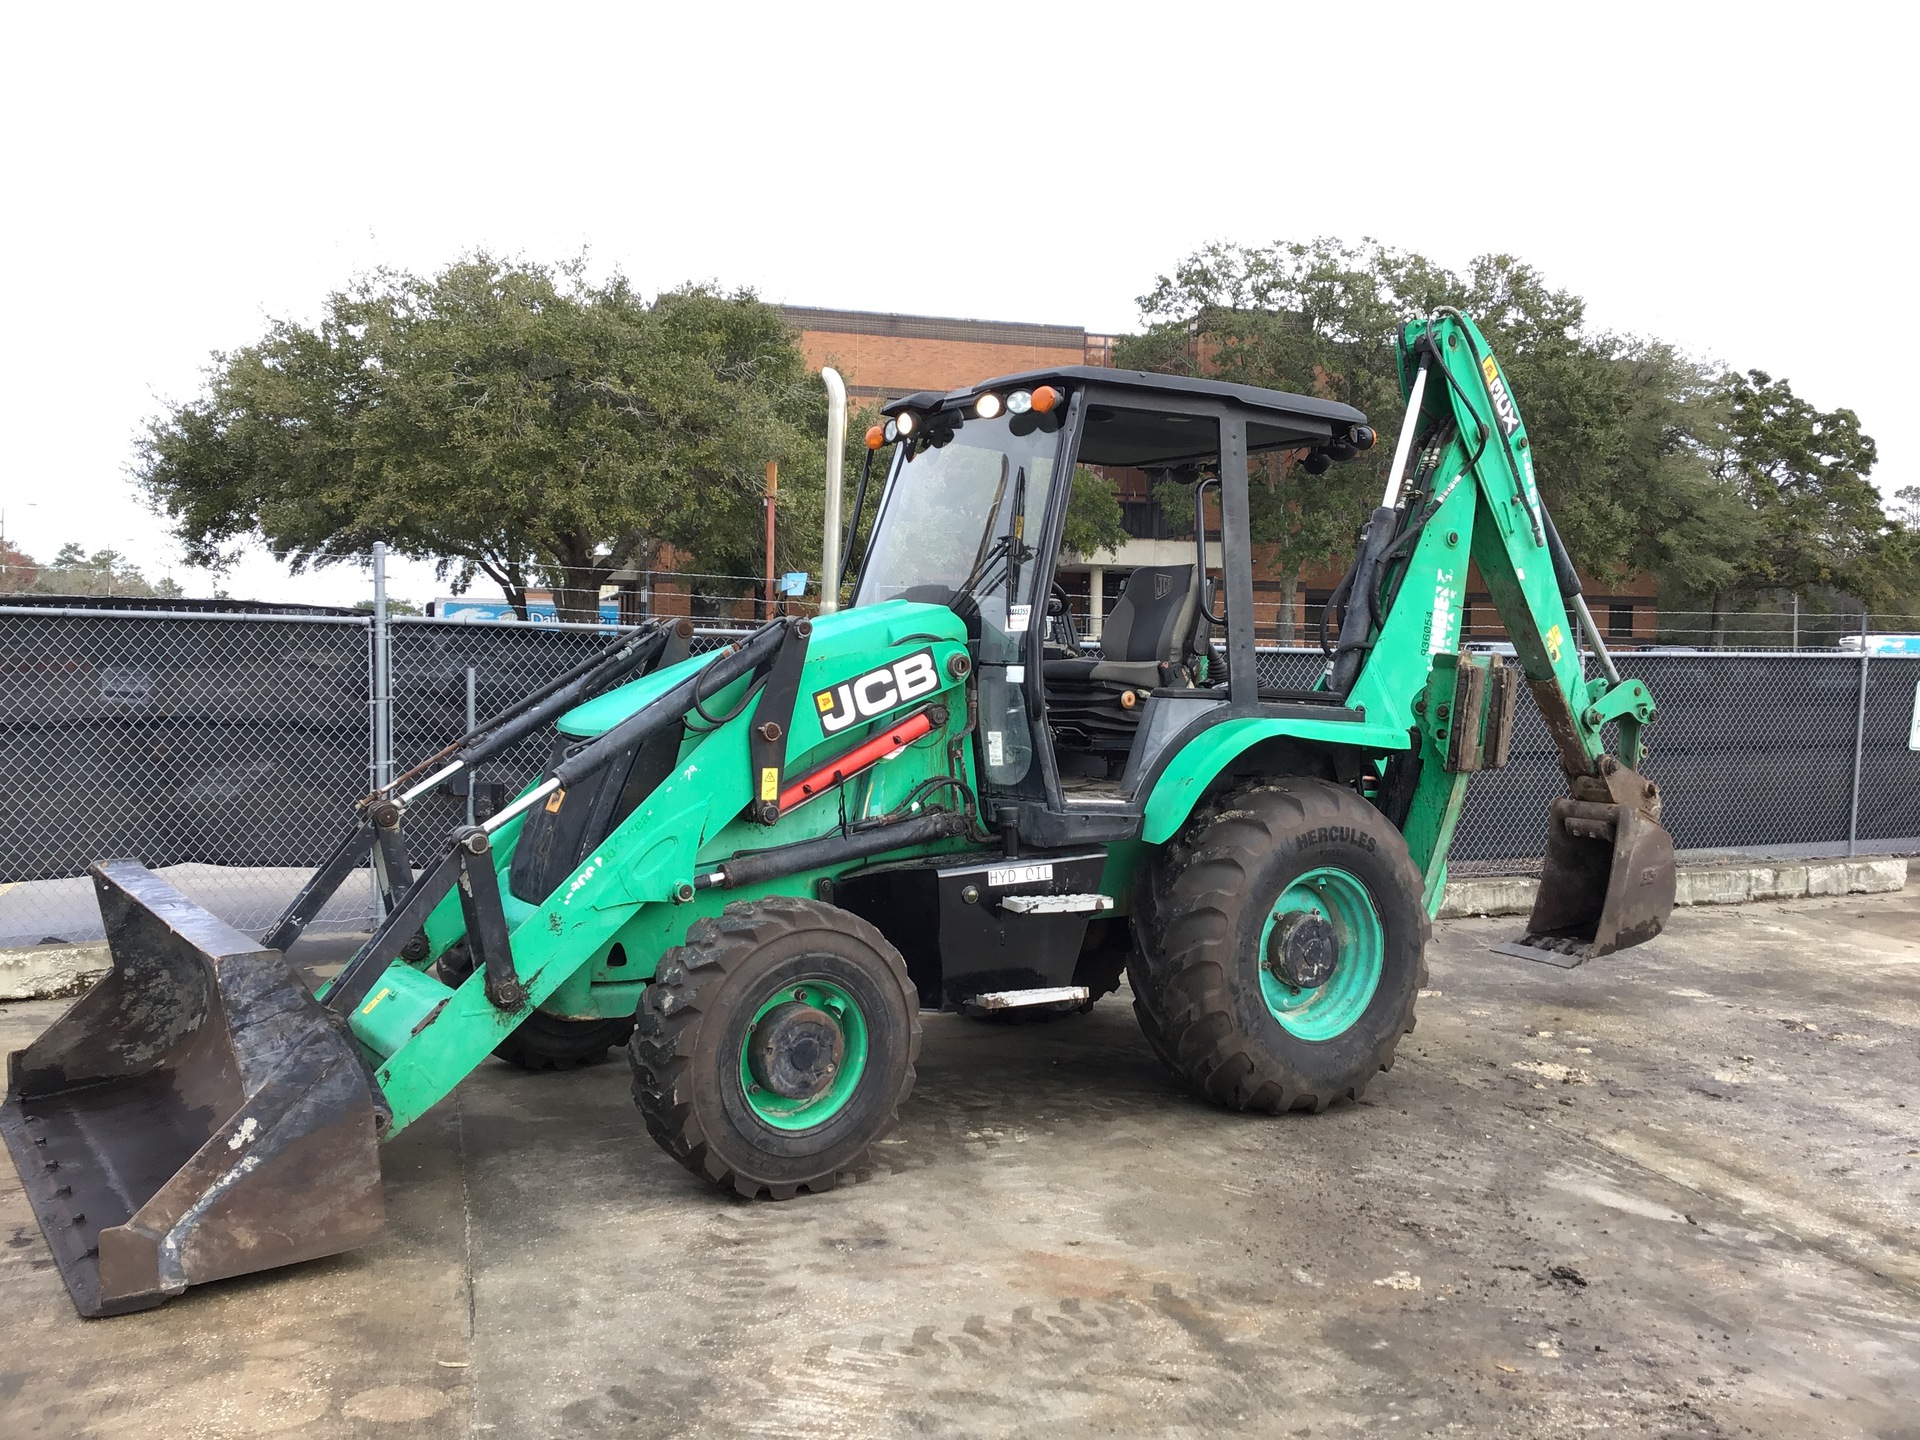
[
  {"left": 0, "top": 610, "right": 374, "bottom": 944},
  {"left": 3, "top": 606, "right": 1916, "bottom": 945}
]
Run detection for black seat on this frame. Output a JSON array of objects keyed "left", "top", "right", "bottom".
[
  {"left": 1046, "top": 566, "right": 1202, "bottom": 754},
  {"left": 1045, "top": 565, "right": 1200, "bottom": 688}
]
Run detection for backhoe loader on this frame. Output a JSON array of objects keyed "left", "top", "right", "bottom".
[{"left": 3, "top": 309, "right": 1676, "bottom": 1316}]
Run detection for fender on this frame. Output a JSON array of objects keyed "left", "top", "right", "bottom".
[{"left": 1139, "top": 714, "right": 1410, "bottom": 844}]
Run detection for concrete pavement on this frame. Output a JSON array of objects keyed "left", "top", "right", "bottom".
[{"left": 3, "top": 888, "right": 1918, "bottom": 1437}]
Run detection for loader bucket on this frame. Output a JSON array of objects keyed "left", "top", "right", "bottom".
[
  {"left": 1494, "top": 788, "right": 1676, "bottom": 969},
  {"left": 0, "top": 860, "right": 385, "bottom": 1316}
]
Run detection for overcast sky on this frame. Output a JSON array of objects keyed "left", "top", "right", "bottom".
[{"left": 3, "top": 2, "right": 1912, "bottom": 609}]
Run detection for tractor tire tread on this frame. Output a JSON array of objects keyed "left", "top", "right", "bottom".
[
  {"left": 1135, "top": 778, "right": 1427, "bottom": 1113},
  {"left": 629, "top": 894, "right": 920, "bottom": 1200}
]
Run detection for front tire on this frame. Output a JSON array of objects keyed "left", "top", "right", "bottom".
[
  {"left": 629, "top": 896, "right": 921, "bottom": 1199},
  {"left": 1132, "top": 777, "right": 1428, "bottom": 1112}
]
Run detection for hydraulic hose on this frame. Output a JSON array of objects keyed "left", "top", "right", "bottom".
[{"left": 696, "top": 809, "right": 971, "bottom": 891}]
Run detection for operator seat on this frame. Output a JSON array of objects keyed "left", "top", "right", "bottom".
[{"left": 1045, "top": 565, "right": 1201, "bottom": 753}]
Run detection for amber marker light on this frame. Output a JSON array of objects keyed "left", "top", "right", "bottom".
[
  {"left": 865, "top": 424, "right": 886, "bottom": 449},
  {"left": 1030, "top": 385, "right": 1061, "bottom": 414}
]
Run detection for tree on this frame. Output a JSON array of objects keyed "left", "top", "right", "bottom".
[
  {"left": 1120, "top": 239, "right": 1404, "bottom": 639},
  {"left": 1120, "top": 238, "right": 1755, "bottom": 638},
  {"left": 1893, "top": 485, "right": 1920, "bottom": 531},
  {"left": 1704, "top": 370, "right": 1889, "bottom": 620},
  {"left": 1062, "top": 465, "right": 1126, "bottom": 561},
  {"left": 0, "top": 539, "right": 36, "bottom": 594},
  {"left": 13, "top": 543, "right": 182, "bottom": 598},
  {"left": 138, "top": 256, "right": 823, "bottom": 621}
]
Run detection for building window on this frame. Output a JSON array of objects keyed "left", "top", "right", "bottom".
[{"left": 1608, "top": 602, "right": 1635, "bottom": 639}]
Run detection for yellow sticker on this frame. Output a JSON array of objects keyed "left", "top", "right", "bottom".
[
  {"left": 1545, "top": 624, "right": 1564, "bottom": 663},
  {"left": 545, "top": 787, "right": 566, "bottom": 813},
  {"left": 1481, "top": 355, "right": 1499, "bottom": 383},
  {"left": 816, "top": 692, "right": 834, "bottom": 713},
  {"left": 359, "top": 986, "right": 393, "bottom": 1016},
  {"left": 760, "top": 767, "right": 780, "bottom": 802}
]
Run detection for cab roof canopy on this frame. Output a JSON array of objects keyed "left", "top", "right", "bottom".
[{"left": 883, "top": 365, "right": 1370, "bottom": 469}]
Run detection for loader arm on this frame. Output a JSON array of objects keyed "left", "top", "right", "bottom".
[{"left": 1337, "top": 309, "right": 1674, "bottom": 955}]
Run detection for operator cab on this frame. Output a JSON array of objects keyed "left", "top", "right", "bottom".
[{"left": 848, "top": 366, "right": 1373, "bottom": 848}]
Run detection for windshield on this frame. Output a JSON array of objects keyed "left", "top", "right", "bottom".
[{"left": 852, "top": 409, "right": 1062, "bottom": 637}]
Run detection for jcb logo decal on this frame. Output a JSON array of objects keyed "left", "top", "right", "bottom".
[
  {"left": 1480, "top": 355, "right": 1523, "bottom": 439},
  {"left": 814, "top": 648, "right": 940, "bottom": 735}
]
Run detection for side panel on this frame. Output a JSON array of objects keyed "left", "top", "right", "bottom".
[{"left": 360, "top": 605, "right": 989, "bottom": 1130}]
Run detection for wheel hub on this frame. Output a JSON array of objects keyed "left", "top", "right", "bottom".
[
  {"left": 746, "top": 1001, "right": 845, "bottom": 1100},
  {"left": 1266, "top": 911, "right": 1338, "bottom": 990}
]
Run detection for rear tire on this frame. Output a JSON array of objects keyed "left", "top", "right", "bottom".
[
  {"left": 629, "top": 896, "right": 921, "bottom": 1200},
  {"left": 1132, "top": 777, "right": 1427, "bottom": 1112},
  {"left": 434, "top": 944, "right": 635, "bottom": 1071},
  {"left": 493, "top": 1012, "right": 636, "bottom": 1072}
]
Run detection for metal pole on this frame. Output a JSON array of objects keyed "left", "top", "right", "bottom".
[
  {"left": 764, "top": 460, "right": 778, "bottom": 620},
  {"left": 819, "top": 368, "right": 846, "bottom": 614},
  {"left": 1791, "top": 592, "right": 1799, "bottom": 651},
  {"left": 1848, "top": 610, "right": 1869, "bottom": 857},
  {"left": 372, "top": 542, "right": 393, "bottom": 792},
  {"left": 465, "top": 666, "right": 478, "bottom": 827}
]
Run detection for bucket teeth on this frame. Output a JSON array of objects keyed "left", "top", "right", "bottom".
[{"left": 1, "top": 860, "right": 385, "bottom": 1316}]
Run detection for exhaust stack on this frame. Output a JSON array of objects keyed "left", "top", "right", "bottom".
[{"left": 819, "top": 366, "right": 846, "bottom": 614}]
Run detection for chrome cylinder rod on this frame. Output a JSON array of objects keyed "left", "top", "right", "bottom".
[{"left": 1380, "top": 360, "right": 1431, "bottom": 510}]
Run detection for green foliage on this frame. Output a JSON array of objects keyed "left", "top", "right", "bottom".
[
  {"left": 1895, "top": 486, "right": 1920, "bottom": 531},
  {"left": 1062, "top": 465, "right": 1125, "bottom": 559},
  {"left": 1121, "top": 239, "right": 1734, "bottom": 591},
  {"left": 0, "top": 539, "right": 37, "bottom": 595},
  {"left": 1706, "top": 370, "right": 1886, "bottom": 601},
  {"left": 138, "top": 256, "right": 822, "bottom": 620},
  {"left": 1120, "top": 239, "right": 1401, "bottom": 606},
  {"left": 1, "top": 543, "right": 181, "bottom": 598},
  {"left": 1119, "top": 237, "right": 1900, "bottom": 633}
]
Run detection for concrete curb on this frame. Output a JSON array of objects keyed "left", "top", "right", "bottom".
[
  {"left": 0, "top": 942, "right": 113, "bottom": 1002},
  {"left": 2, "top": 860, "right": 1908, "bottom": 1002},
  {"left": 1438, "top": 856, "right": 1910, "bottom": 920}
]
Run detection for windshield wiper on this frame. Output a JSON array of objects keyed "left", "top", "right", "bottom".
[
  {"left": 1006, "top": 465, "right": 1027, "bottom": 602},
  {"left": 955, "top": 532, "right": 1013, "bottom": 598}
]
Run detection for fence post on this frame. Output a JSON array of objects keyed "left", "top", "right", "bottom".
[
  {"left": 465, "top": 665, "right": 478, "bottom": 827},
  {"left": 1848, "top": 610, "right": 1869, "bottom": 857},
  {"left": 371, "top": 542, "right": 393, "bottom": 794}
]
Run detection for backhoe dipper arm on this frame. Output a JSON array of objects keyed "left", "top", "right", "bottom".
[
  {"left": 1396, "top": 310, "right": 1655, "bottom": 781},
  {"left": 1351, "top": 309, "right": 1675, "bottom": 959}
]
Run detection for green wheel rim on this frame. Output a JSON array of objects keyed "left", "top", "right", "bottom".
[
  {"left": 1257, "top": 866, "right": 1385, "bottom": 1041},
  {"left": 738, "top": 979, "right": 870, "bottom": 1130}
]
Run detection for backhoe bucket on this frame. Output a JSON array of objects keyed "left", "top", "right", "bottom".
[
  {"left": 0, "top": 860, "right": 385, "bottom": 1316},
  {"left": 1495, "top": 781, "right": 1676, "bottom": 969}
]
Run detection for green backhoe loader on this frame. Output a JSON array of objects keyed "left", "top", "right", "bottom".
[{"left": 3, "top": 309, "right": 1676, "bottom": 1316}]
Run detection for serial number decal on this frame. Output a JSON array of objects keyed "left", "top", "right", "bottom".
[
  {"left": 813, "top": 648, "right": 940, "bottom": 736},
  {"left": 988, "top": 862, "right": 1054, "bottom": 888}
]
